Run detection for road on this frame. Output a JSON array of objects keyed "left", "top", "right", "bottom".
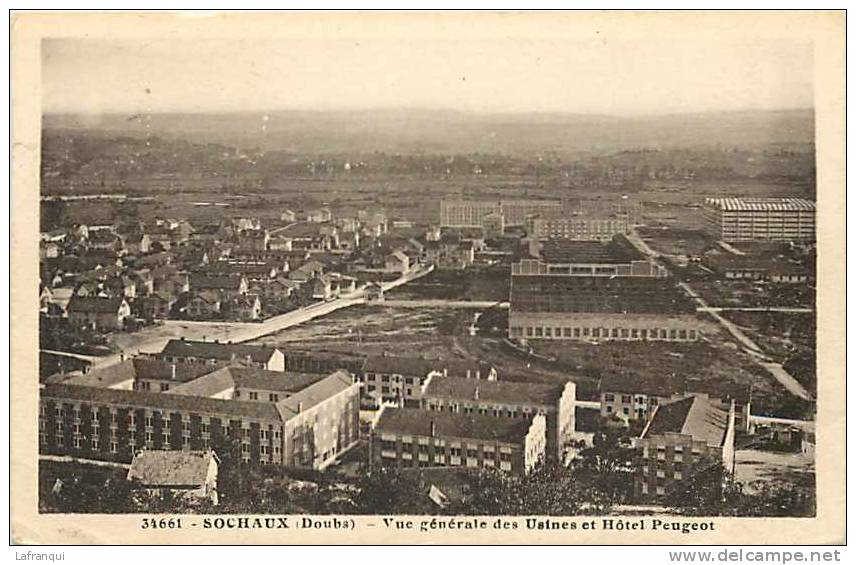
[
  {"left": 681, "top": 281, "right": 812, "bottom": 401},
  {"left": 43, "top": 264, "right": 435, "bottom": 371},
  {"left": 697, "top": 306, "right": 814, "bottom": 314},
  {"left": 374, "top": 299, "right": 508, "bottom": 309},
  {"left": 627, "top": 228, "right": 812, "bottom": 402}
]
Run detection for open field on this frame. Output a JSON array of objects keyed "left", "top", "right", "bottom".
[
  {"left": 723, "top": 311, "right": 816, "bottom": 361},
  {"left": 385, "top": 266, "right": 511, "bottom": 302},
  {"left": 250, "top": 304, "right": 599, "bottom": 397},
  {"left": 691, "top": 280, "right": 815, "bottom": 309},
  {"left": 531, "top": 331, "right": 813, "bottom": 418},
  {"left": 636, "top": 225, "right": 715, "bottom": 257}
]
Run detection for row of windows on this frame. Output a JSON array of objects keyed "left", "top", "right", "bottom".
[
  {"left": 44, "top": 404, "right": 280, "bottom": 440},
  {"left": 424, "top": 402, "right": 535, "bottom": 419},
  {"left": 510, "top": 326, "right": 697, "bottom": 340},
  {"left": 379, "top": 440, "right": 513, "bottom": 462},
  {"left": 380, "top": 450, "right": 514, "bottom": 470}
]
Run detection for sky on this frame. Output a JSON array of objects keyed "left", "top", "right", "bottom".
[{"left": 41, "top": 36, "right": 814, "bottom": 116}]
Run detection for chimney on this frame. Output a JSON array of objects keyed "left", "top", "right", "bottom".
[
  {"left": 297, "top": 402, "right": 303, "bottom": 414},
  {"left": 474, "top": 386, "right": 480, "bottom": 400},
  {"left": 171, "top": 364, "right": 176, "bottom": 381},
  {"left": 429, "top": 420, "right": 436, "bottom": 437}
]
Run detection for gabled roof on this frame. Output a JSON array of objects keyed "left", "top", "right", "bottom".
[
  {"left": 642, "top": 395, "right": 731, "bottom": 448},
  {"left": 158, "top": 339, "right": 278, "bottom": 364},
  {"left": 128, "top": 450, "right": 217, "bottom": 488},
  {"left": 67, "top": 296, "right": 126, "bottom": 314},
  {"left": 275, "top": 370, "right": 355, "bottom": 419}
]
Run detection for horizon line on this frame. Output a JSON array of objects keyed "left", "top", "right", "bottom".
[{"left": 41, "top": 105, "right": 816, "bottom": 120}]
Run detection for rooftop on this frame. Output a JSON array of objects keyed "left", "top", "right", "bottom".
[
  {"left": 539, "top": 235, "right": 645, "bottom": 264},
  {"left": 275, "top": 370, "right": 355, "bottom": 419},
  {"left": 41, "top": 382, "right": 282, "bottom": 421},
  {"left": 127, "top": 450, "right": 217, "bottom": 488},
  {"left": 158, "top": 339, "right": 279, "bottom": 363},
  {"left": 704, "top": 197, "right": 816, "bottom": 212},
  {"left": 376, "top": 407, "right": 536, "bottom": 444},
  {"left": 423, "top": 377, "right": 567, "bottom": 406},
  {"left": 63, "top": 358, "right": 223, "bottom": 388},
  {"left": 66, "top": 295, "right": 126, "bottom": 314},
  {"left": 642, "top": 395, "right": 731, "bottom": 448}
]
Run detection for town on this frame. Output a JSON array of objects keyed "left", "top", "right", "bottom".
[{"left": 38, "top": 166, "right": 817, "bottom": 515}]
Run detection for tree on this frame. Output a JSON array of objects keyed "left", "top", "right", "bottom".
[
  {"left": 353, "top": 467, "right": 433, "bottom": 514},
  {"left": 570, "top": 427, "right": 637, "bottom": 506}
]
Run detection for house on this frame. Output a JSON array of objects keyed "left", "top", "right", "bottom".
[
  {"left": 66, "top": 296, "right": 131, "bottom": 330},
  {"left": 338, "top": 230, "right": 360, "bottom": 251},
  {"left": 385, "top": 250, "right": 410, "bottom": 274},
  {"left": 268, "top": 235, "right": 293, "bottom": 251},
  {"left": 129, "top": 269, "right": 155, "bottom": 296},
  {"left": 86, "top": 230, "right": 123, "bottom": 252},
  {"left": 306, "top": 207, "right": 332, "bottom": 223},
  {"left": 226, "top": 294, "right": 262, "bottom": 321},
  {"left": 154, "top": 339, "right": 286, "bottom": 371},
  {"left": 371, "top": 407, "right": 546, "bottom": 476},
  {"left": 189, "top": 274, "right": 249, "bottom": 297},
  {"left": 125, "top": 233, "right": 152, "bottom": 255},
  {"left": 40, "top": 241, "right": 61, "bottom": 260},
  {"left": 635, "top": 394, "right": 736, "bottom": 500},
  {"left": 127, "top": 450, "right": 220, "bottom": 505},
  {"left": 310, "top": 276, "right": 333, "bottom": 300},
  {"left": 238, "top": 229, "right": 270, "bottom": 252},
  {"left": 281, "top": 209, "right": 297, "bottom": 222},
  {"left": 39, "top": 284, "right": 54, "bottom": 314},
  {"left": 134, "top": 293, "right": 176, "bottom": 320},
  {"left": 186, "top": 294, "right": 221, "bottom": 319},
  {"left": 365, "top": 282, "right": 384, "bottom": 301}
]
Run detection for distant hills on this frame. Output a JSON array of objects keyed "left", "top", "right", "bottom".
[{"left": 43, "top": 108, "right": 814, "bottom": 156}]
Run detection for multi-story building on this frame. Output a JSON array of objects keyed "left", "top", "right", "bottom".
[
  {"left": 508, "top": 236, "right": 702, "bottom": 342},
  {"left": 358, "top": 355, "right": 498, "bottom": 406},
  {"left": 599, "top": 373, "right": 752, "bottom": 433},
  {"left": 440, "top": 199, "right": 561, "bottom": 228},
  {"left": 370, "top": 407, "right": 546, "bottom": 475},
  {"left": 420, "top": 377, "right": 575, "bottom": 462},
  {"left": 38, "top": 368, "right": 360, "bottom": 470},
  {"left": 702, "top": 197, "right": 816, "bottom": 242},
  {"left": 525, "top": 215, "right": 630, "bottom": 242},
  {"left": 151, "top": 339, "right": 286, "bottom": 372},
  {"left": 512, "top": 236, "right": 667, "bottom": 278},
  {"left": 635, "top": 394, "right": 736, "bottom": 500}
]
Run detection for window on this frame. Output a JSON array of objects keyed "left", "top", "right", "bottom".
[
  {"left": 604, "top": 393, "right": 615, "bottom": 402},
  {"left": 249, "top": 392, "right": 259, "bottom": 401},
  {"left": 160, "top": 382, "right": 170, "bottom": 392},
  {"left": 269, "top": 393, "right": 278, "bottom": 402}
]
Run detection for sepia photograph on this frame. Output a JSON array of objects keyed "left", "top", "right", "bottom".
[{"left": 9, "top": 9, "right": 846, "bottom": 546}]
